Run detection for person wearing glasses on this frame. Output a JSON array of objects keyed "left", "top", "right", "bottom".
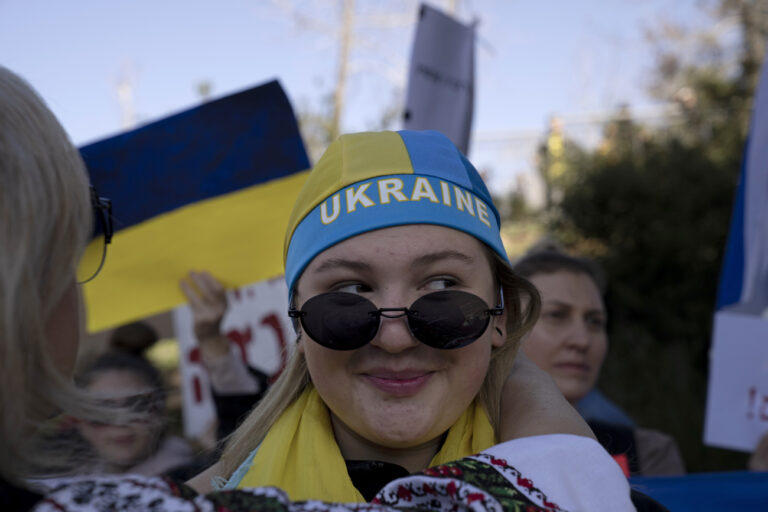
[
  {"left": 0, "top": 66, "right": 114, "bottom": 508},
  {"left": 188, "top": 131, "right": 635, "bottom": 509}
]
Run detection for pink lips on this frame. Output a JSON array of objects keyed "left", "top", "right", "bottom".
[{"left": 362, "top": 370, "right": 434, "bottom": 397}]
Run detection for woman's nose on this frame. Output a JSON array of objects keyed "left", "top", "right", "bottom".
[
  {"left": 370, "top": 315, "right": 420, "bottom": 352},
  {"left": 369, "top": 296, "right": 420, "bottom": 353},
  {"left": 564, "top": 321, "right": 592, "bottom": 350}
]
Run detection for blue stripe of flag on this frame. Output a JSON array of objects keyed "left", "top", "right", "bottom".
[
  {"left": 716, "top": 148, "right": 747, "bottom": 310},
  {"left": 80, "top": 80, "right": 309, "bottom": 232}
]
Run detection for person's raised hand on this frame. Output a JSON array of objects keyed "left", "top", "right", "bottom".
[{"left": 180, "top": 270, "right": 229, "bottom": 359}]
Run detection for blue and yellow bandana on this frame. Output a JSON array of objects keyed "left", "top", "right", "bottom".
[{"left": 283, "top": 130, "right": 508, "bottom": 292}]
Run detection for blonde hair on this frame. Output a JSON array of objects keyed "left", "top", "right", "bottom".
[
  {"left": 0, "top": 67, "right": 93, "bottom": 482},
  {"left": 219, "top": 250, "right": 540, "bottom": 476}
]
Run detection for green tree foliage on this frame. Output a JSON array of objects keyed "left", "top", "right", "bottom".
[{"left": 550, "top": 0, "right": 768, "bottom": 471}]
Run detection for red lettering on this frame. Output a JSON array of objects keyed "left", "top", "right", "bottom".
[
  {"left": 761, "top": 395, "right": 768, "bottom": 422},
  {"left": 188, "top": 347, "right": 201, "bottom": 364},
  {"left": 746, "top": 387, "right": 768, "bottom": 423},
  {"left": 225, "top": 327, "right": 253, "bottom": 360},
  {"left": 193, "top": 375, "right": 202, "bottom": 403}
]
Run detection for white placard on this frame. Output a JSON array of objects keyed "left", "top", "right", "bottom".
[
  {"left": 173, "top": 277, "right": 293, "bottom": 439},
  {"left": 704, "top": 310, "right": 768, "bottom": 452},
  {"left": 403, "top": 3, "right": 475, "bottom": 154}
]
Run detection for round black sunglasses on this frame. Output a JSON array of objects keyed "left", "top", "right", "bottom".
[{"left": 288, "top": 290, "right": 504, "bottom": 351}]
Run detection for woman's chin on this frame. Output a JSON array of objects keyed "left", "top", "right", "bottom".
[
  {"left": 332, "top": 403, "right": 447, "bottom": 453},
  {"left": 553, "top": 376, "right": 592, "bottom": 404}
]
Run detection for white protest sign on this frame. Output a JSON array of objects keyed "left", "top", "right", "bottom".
[
  {"left": 704, "top": 311, "right": 768, "bottom": 452},
  {"left": 403, "top": 3, "right": 475, "bottom": 154},
  {"left": 173, "top": 277, "right": 293, "bottom": 440}
]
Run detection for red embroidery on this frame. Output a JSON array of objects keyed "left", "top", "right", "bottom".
[
  {"left": 396, "top": 485, "right": 412, "bottom": 501},
  {"left": 489, "top": 456, "right": 508, "bottom": 467},
  {"left": 467, "top": 492, "right": 486, "bottom": 504},
  {"left": 516, "top": 476, "right": 533, "bottom": 489}
]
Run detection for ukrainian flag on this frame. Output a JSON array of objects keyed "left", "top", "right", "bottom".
[{"left": 79, "top": 80, "right": 310, "bottom": 332}]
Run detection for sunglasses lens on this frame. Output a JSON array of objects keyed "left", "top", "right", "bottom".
[
  {"left": 300, "top": 292, "right": 379, "bottom": 350},
  {"left": 76, "top": 232, "right": 107, "bottom": 284},
  {"left": 409, "top": 291, "right": 492, "bottom": 349}
]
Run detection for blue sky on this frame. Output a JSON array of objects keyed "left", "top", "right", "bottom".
[{"left": 0, "top": 0, "right": 706, "bottom": 191}]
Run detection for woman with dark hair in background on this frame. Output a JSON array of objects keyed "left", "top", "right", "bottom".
[{"left": 514, "top": 249, "right": 686, "bottom": 477}]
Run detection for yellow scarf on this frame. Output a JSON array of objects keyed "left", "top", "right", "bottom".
[{"left": 237, "top": 386, "right": 495, "bottom": 502}]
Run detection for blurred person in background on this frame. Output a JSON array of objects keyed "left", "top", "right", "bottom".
[
  {"left": 108, "top": 321, "right": 159, "bottom": 356},
  {"left": 180, "top": 271, "right": 270, "bottom": 440},
  {"left": 74, "top": 351, "right": 195, "bottom": 477},
  {"left": 514, "top": 249, "right": 686, "bottom": 477},
  {"left": 519, "top": 239, "right": 636, "bottom": 428}
]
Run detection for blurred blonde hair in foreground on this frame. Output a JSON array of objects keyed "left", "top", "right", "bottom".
[{"left": 0, "top": 66, "right": 92, "bottom": 483}]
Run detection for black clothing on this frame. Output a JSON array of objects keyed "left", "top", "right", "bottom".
[
  {"left": 211, "top": 366, "right": 270, "bottom": 440},
  {"left": 589, "top": 420, "right": 641, "bottom": 474},
  {"left": 0, "top": 478, "right": 43, "bottom": 512},
  {"left": 345, "top": 460, "right": 409, "bottom": 502}
]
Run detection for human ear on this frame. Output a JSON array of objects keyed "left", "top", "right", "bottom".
[
  {"left": 491, "top": 316, "right": 506, "bottom": 348},
  {"left": 490, "top": 283, "right": 507, "bottom": 348}
]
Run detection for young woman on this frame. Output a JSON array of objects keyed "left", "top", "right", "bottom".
[{"left": 190, "top": 130, "right": 634, "bottom": 509}]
